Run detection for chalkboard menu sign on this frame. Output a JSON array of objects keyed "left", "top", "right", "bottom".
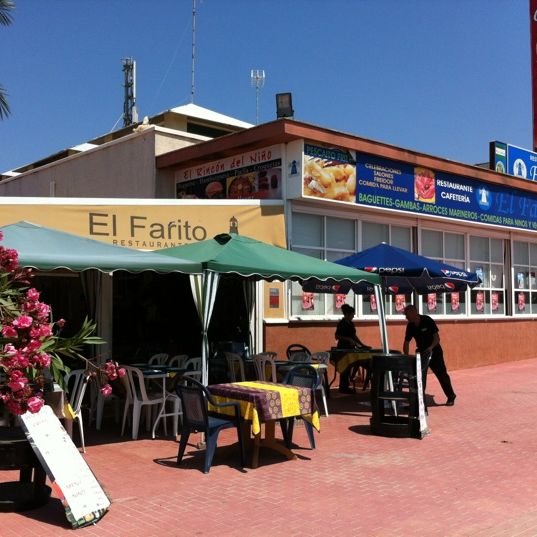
[{"left": 20, "top": 405, "right": 111, "bottom": 528}]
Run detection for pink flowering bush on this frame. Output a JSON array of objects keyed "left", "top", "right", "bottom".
[{"left": 0, "top": 230, "right": 124, "bottom": 416}]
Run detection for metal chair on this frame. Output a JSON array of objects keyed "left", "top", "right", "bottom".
[
  {"left": 121, "top": 365, "right": 166, "bottom": 440},
  {"left": 225, "top": 352, "right": 246, "bottom": 382},
  {"left": 286, "top": 344, "right": 311, "bottom": 360},
  {"left": 64, "top": 369, "right": 90, "bottom": 452},
  {"left": 175, "top": 375, "right": 245, "bottom": 474},
  {"left": 288, "top": 351, "right": 312, "bottom": 362},
  {"left": 280, "top": 364, "right": 319, "bottom": 449}
]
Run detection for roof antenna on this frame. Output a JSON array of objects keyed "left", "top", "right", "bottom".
[
  {"left": 250, "top": 69, "right": 265, "bottom": 125},
  {"left": 191, "top": 0, "right": 197, "bottom": 103},
  {"left": 122, "top": 57, "right": 138, "bottom": 127}
]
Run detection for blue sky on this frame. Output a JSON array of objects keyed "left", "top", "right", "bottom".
[{"left": 0, "top": 1, "right": 532, "bottom": 173}]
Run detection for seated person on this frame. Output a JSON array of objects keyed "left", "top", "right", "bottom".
[{"left": 334, "top": 304, "right": 371, "bottom": 393}]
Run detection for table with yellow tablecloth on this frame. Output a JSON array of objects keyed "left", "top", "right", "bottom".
[
  {"left": 209, "top": 381, "right": 320, "bottom": 468},
  {"left": 333, "top": 351, "right": 375, "bottom": 374}
]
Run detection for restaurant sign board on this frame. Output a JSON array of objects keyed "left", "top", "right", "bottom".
[
  {"left": 355, "top": 152, "right": 537, "bottom": 233},
  {"left": 175, "top": 145, "right": 282, "bottom": 200},
  {"left": 490, "top": 140, "right": 537, "bottom": 180},
  {"left": 0, "top": 199, "right": 286, "bottom": 249}
]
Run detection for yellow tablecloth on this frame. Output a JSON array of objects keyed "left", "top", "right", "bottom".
[
  {"left": 335, "top": 351, "right": 374, "bottom": 374},
  {"left": 209, "top": 381, "right": 320, "bottom": 436}
]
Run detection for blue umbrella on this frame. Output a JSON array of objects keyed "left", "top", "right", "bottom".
[{"left": 335, "top": 243, "right": 480, "bottom": 295}]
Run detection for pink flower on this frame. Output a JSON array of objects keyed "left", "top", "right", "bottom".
[
  {"left": 12, "top": 315, "right": 33, "bottom": 329},
  {"left": 56, "top": 318, "right": 66, "bottom": 328},
  {"left": 27, "top": 396, "right": 44, "bottom": 413},
  {"left": 26, "top": 288, "right": 40, "bottom": 301},
  {"left": 3, "top": 343, "right": 17, "bottom": 355},
  {"left": 35, "top": 303, "right": 51, "bottom": 320},
  {"left": 117, "top": 367, "right": 126, "bottom": 378},
  {"left": 30, "top": 325, "right": 52, "bottom": 338},
  {"left": 5, "top": 399, "right": 25, "bottom": 415},
  {"left": 2, "top": 326, "right": 18, "bottom": 338},
  {"left": 32, "top": 352, "right": 51, "bottom": 368},
  {"left": 8, "top": 378, "right": 28, "bottom": 392},
  {"left": 100, "top": 384, "right": 113, "bottom": 397}
]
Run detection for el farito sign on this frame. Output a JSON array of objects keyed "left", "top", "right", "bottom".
[{"left": 0, "top": 201, "right": 286, "bottom": 249}]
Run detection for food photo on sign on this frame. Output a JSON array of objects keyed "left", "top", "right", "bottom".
[
  {"left": 227, "top": 174, "right": 255, "bottom": 199},
  {"left": 301, "top": 291, "right": 315, "bottom": 311},
  {"left": 451, "top": 292, "right": 460, "bottom": 312},
  {"left": 427, "top": 293, "right": 437, "bottom": 312},
  {"left": 303, "top": 153, "right": 356, "bottom": 202},
  {"left": 414, "top": 167, "right": 436, "bottom": 203}
]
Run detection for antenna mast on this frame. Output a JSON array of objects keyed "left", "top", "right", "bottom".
[
  {"left": 122, "top": 57, "right": 138, "bottom": 127},
  {"left": 191, "top": 0, "right": 196, "bottom": 103},
  {"left": 250, "top": 69, "right": 265, "bottom": 124}
]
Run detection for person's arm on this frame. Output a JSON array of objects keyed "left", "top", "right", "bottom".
[
  {"left": 403, "top": 323, "right": 412, "bottom": 355},
  {"left": 423, "top": 332, "right": 440, "bottom": 357}
]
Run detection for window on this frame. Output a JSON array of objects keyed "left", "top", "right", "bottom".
[
  {"left": 421, "top": 230, "right": 467, "bottom": 316},
  {"left": 290, "top": 212, "right": 411, "bottom": 318},
  {"left": 469, "top": 236, "right": 504, "bottom": 315},
  {"left": 512, "top": 240, "right": 537, "bottom": 315}
]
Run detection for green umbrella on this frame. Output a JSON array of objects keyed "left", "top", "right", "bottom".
[
  {"left": 0, "top": 221, "right": 201, "bottom": 274},
  {"left": 157, "top": 232, "right": 379, "bottom": 284},
  {"left": 157, "top": 233, "right": 381, "bottom": 384}
]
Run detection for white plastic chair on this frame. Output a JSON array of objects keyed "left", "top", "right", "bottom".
[
  {"left": 121, "top": 366, "right": 166, "bottom": 440},
  {"left": 90, "top": 374, "right": 122, "bottom": 431},
  {"left": 167, "top": 354, "right": 189, "bottom": 368},
  {"left": 148, "top": 353, "right": 169, "bottom": 365},
  {"left": 64, "top": 369, "right": 90, "bottom": 452},
  {"left": 253, "top": 352, "right": 277, "bottom": 382},
  {"left": 183, "top": 356, "right": 202, "bottom": 381},
  {"left": 151, "top": 370, "right": 199, "bottom": 439},
  {"left": 311, "top": 351, "right": 331, "bottom": 417},
  {"left": 225, "top": 352, "right": 245, "bottom": 382}
]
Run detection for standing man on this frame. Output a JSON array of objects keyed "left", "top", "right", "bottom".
[{"left": 402, "top": 304, "right": 456, "bottom": 406}]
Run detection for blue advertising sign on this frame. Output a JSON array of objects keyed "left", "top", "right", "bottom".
[
  {"left": 490, "top": 141, "right": 537, "bottom": 181},
  {"left": 356, "top": 152, "right": 537, "bottom": 233},
  {"left": 506, "top": 144, "right": 537, "bottom": 180}
]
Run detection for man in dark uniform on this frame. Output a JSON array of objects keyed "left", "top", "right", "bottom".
[
  {"left": 402, "top": 304, "right": 456, "bottom": 406},
  {"left": 334, "top": 304, "right": 371, "bottom": 393}
]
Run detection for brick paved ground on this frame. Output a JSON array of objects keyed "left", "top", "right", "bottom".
[{"left": 2, "top": 357, "right": 537, "bottom": 537}]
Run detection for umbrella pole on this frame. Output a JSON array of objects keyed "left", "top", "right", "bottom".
[
  {"left": 374, "top": 283, "right": 397, "bottom": 415},
  {"left": 374, "top": 284, "right": 389, "bottom": 353}
]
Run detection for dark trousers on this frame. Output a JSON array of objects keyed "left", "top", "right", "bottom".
[{"left": 422, "top": 348, "right": 456, "bottom": 400}]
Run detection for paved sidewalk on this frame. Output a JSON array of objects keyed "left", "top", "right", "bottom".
[{"left": 3, "top": 358, "right": 537, "bottom": 537}]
